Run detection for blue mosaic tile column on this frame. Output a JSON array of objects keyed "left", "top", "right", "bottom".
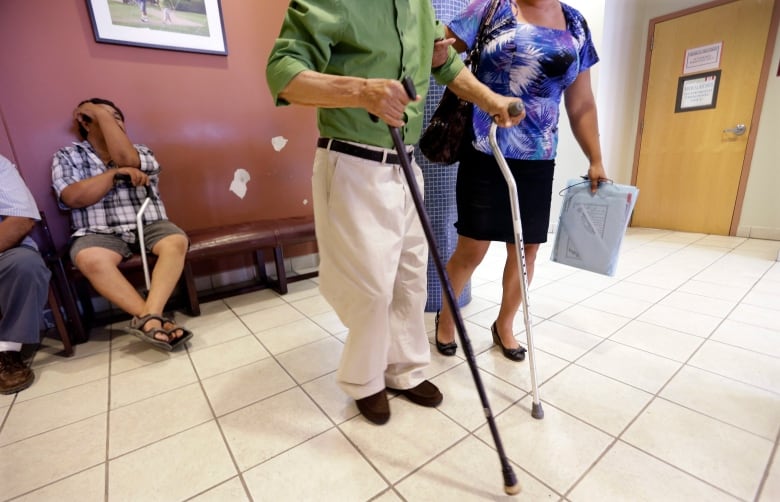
[{"left": 415, "top": 0, "right": 471, "bottom": 313}]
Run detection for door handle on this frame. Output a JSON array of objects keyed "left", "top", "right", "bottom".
[{"left": 723, "top": 124, "right": 746, "bottom": 135}]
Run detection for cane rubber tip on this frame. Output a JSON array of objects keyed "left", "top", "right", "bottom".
[{"left": 504, "top": 482, "right": 522, "bottom": 495}]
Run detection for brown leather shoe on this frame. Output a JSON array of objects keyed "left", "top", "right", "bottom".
[
  {"left": 388, "top": 380, "right": 443, "bottom": 407},
  {"left": 0, "top": 351, "right": 34, "bottom": 395},
  {"left": 355, "top": 389, "right": 390, "bottom": 425}
]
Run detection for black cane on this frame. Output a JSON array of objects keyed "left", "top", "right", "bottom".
[{"left": 385, "top": 77, "right": 521, "bottom": 496}]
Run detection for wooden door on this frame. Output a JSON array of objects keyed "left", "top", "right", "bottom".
[{"left": 631, "top": 0, "right": 777, "bottom": 234}]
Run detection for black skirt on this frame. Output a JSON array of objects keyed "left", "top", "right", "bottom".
[{"left": 455, "top": 144, "right": 555, "bottom": 244}]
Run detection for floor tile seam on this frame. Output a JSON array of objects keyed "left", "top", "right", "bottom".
[
  {"left": 209, "top": 379, "right": 300, "bottom": 421},
  {"left": 592, "top": 346, "right": 751, "bottom": 499},
  {"left": 540, "top": 312, "right": 633, "bottom": 340},
  {"left": 738, "top": 297, "right": 780, "bottom": 313},
  {"left": 328, "top": 424, "right": 398, "bottom": 495},
  {"left": 30, "top": 343, "right": 112, "bottom": 370},
  {"left": 105, "top": 346, "right": 206, "bottom": 464},
  {"left": 400, "top": 426, "right": 561, "bottom": 500},
  {"left": 472, "top": 345, "right": 563, "bottom": 393},
  {"left": 105, "top": 415, "right": 219, "bottom": 462},
  {"left": 721, "top": 315, "right": 780, "bottom": 335},
  {"left": 181, "top": 476, "right": 248, "bottom": 502},
  {"left": 193, "top": 426, "right": 250, "bottom": 500},
  {"left": 182, "top": 346, "right": 249, "bottom": 498},
  {"left": 0, "top": 404, "right": 111, "bottom": 449},
  {"left": 651, "top": 393, "right": 780, "bottom": 442},
  {"left": 4, "top": 462, "right": 107, "bottom": 502},
  {"left": 701, "top": 336, "right": 780, "bottom": 361},
  {"left": 245, "top": 329, "right": 344, "bottom": 364},
  {"left": 108, "top": 351, "right": 192, "bottom": 378},
  {"left": 608, "top": 437, "right": 752, "bottom": 501},
  {"left": 600, "top": 332, "right": 707, "bottom": 364},
  {"left": 660, "top": 318, "right": 780, "bottom": 398},
  {"left": 247, "top": 319, "right": 339, "bottom": 349},
  {"left": 677, "top": 359, "right": 780, "bottom": 398},
  {"left": 753, "top": 427, "right": 780, "bottom": 502},
  {"left": 608, "top": 342, "right": 777, "bottom": 471},
  {"left": 684, "top": 359, "right": 780, "bottom": 396},
  {"left": 467, "top": 425, "right": 565, "bottom": 498},
  {"left": 103, "top": 337, "right": 117, "bottom": 500},
  {"left": 565, "top": 335, "right": 680, "bottom": 394},
  {"left": 560, "top": 435, "right": 620, "bottom": 500}
]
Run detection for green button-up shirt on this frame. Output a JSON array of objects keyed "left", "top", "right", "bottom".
[{"left": 266, "top": 0, "right": 464, "bottom": 149}]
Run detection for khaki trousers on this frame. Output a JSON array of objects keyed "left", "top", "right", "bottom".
[{"left": 312, "top": 143, "right": 430, "bottom": 400}]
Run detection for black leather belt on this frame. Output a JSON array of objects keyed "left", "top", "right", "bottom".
[{"left": 317, "top": 137, "right": 411, "bottom": 164}]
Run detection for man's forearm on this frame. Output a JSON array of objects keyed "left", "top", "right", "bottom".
[
  {"left": 0, "top": 217, "right": 35, "bottom": 253},
  {"left": 446, "top": 68, "right": 499, "bottom": 114},
  {"left": 279, "top": 70, "right": 368, "bottom": 108},
  {"left": 60, "top": 171, "right": 115, "bottom": 209}
]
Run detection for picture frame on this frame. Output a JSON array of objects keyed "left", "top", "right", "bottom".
[
  {"left": 674, "top": 70, "right": 720, "bottom": 113},
  {"left": 86, "top": 0, "right": 227, "bottom": 56}
]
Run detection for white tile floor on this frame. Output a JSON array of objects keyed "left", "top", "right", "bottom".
[{"left": 1, "top": 227, "right": 779, "bottom": 501}]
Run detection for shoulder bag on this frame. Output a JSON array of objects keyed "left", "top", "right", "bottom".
[{"left": 419, "top": 0, "right": 501, "bottom": 165}]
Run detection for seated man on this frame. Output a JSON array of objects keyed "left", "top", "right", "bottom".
[
  {"left": 51, "top": 98, "right": 192, "bottom": 351},
  {"left": 0, "top": 153, "right": 50, "bottom": 394}
]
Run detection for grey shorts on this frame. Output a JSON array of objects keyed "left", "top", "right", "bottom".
[{"left": 69, "top": 220, "right": 188, "bottom": 262}]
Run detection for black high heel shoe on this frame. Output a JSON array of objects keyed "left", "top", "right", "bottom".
[
  {"left": 491, "top": 322, "right": 526, "bottom": 361},
  {"left": 434, "top": 311, "right": 457, "bottom": 356}
]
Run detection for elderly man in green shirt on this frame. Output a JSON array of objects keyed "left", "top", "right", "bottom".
[{"left": 267, "top": 0, "right": 522, "bottom": 425}]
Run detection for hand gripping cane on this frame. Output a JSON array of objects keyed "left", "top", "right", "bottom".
[
  {"left": 488, "top": 110, "right": 544, "bottom": 420},
  {"left": 386, "top": 77, "right": 521, "bottom": 496}
]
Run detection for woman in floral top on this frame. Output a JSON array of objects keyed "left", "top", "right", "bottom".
[{"left": 434, "top": 0, "right": 608, "bottom": 360}]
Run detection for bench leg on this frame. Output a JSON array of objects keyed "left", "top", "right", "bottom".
[
  {"left": 254, "top": 250, "right": 269, "bottom": 284},
  {"left": 273, "top": 246, "right": 288, "bottom": 295},
  {"left": 48, "top": 285, "right": 74, "bottom": 357},
  {"left": 181, "top": 260, "right": 200, "bottom": 316},
  {"left": 50, "top": 260, "right": 88, "bottom": 344}
]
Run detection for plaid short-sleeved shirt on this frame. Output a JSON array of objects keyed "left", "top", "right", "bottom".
[{"left": 51, "top": 141, "right": 168, "bottom": 244}]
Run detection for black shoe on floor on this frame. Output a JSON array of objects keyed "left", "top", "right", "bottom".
[
  {"left": 491, "top": 322, "right": 526, "bottom": 361},
  {"left": 356, "top": 389, "right": 390, "bottom": 425},
  {"left": 434, "top": 311, "right": 457, "bottom": 356},
  {"left": 0, "top": 351, "right": 35, "bottom": 395},
  {"left": 388, "top": 380, "right": 443, "bottom": 407}
]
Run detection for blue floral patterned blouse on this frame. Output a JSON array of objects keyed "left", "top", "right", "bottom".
[{"left": 449, "top": 0, "right": 599, "bottom": 160}]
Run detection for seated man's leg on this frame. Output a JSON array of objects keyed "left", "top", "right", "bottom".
[
  {"left": 71, "top": 234, "right": 147, "bottom": 316},
  {"left": 0, "top": 247, "right": 50, "bottom": 394},
  {"left": 143, "top": 220, "right": 190, "bottom": 341}
]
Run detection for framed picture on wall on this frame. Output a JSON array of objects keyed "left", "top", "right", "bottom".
[{"left": 86, "top": 0, "right": 227, "bottom": 55}]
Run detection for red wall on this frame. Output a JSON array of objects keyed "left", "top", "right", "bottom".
[{"left": 0, "top": 0, "right": 318, "bottom": 249}]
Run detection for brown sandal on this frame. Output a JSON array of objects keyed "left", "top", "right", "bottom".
[{"left": 126, "top": 314, "right": 175, "bottom": 351}]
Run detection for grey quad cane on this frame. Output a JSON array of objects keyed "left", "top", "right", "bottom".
[
  {"left": 382, "top": 77, "right": 521, "bottom": 496},
  {"left": 488, "top": 107, "right": 544, "bottom": 420}
]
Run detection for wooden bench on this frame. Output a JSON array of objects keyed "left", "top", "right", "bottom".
[{"left": 67, "top": 215, "right": 318, "bottom": 334}]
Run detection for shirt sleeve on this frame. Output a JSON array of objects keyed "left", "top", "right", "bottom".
[
  {"left": 136, "top": 145, "right": 160, "bottom": 175},
  {"left": 51, "top": 147, "right": 81, "bottom": 206},
  {"left": 265, "top": 0, "right": 346, "bottom": 106},
  {"left": 567, "top": 5, "right": 600, "bottom": 72},
  {"left": 431, "top": 20, "right": 466, "bottom": 85},
  {"left": 0, "top": 155, "right": 40, "bottom": 220},
  {"left": 448, "top": 0, "right": 492, "bottom": 51}
]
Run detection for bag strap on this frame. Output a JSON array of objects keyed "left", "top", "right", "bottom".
[{"left": 465, "top": 0, "right": 502, "bottom": 71}]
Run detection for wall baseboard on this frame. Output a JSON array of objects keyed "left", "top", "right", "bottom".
[{"left": 736, "top": 226, "right": 780, "bottom": 241}]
